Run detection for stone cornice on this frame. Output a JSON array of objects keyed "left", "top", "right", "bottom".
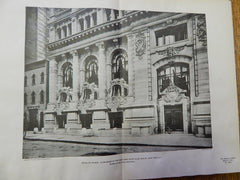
[{"left": 47, "top": 11, "right": 146, "bottom": 51}]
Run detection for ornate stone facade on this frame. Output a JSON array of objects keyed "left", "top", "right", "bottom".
[{"left": 26, "top": 8, "right": 211, "bottom": 137}]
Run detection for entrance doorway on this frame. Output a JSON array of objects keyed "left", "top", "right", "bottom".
[
  {"left": 40, "top": 112, "right": 44, "bottom": 130},
  {"left": 108, "top": 112, "right": 123, "bottom": 128},
  {"left": 164, "top": 105, "right": 183, "bottom": 131},
  {"left": 28, "top": 109, "right": 38, "bottom": 130},
  {"left": 80, "top": 114, "right": 92, "bottom": 129},
  {"left": 56, "top": 115, "right": 67, "bottom": 128}
]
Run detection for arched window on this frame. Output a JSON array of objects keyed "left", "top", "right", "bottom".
[
  {"left": 40, "top": 90, "right": 44, "bottom": 104},
  {"left": 60, "top": 92, "right": 67, "bottom": 102},
  {"left": 157, "top": 62, "right": 190, "bottom": 98},
  {"left": 32, "top": 74, "right": 36, "bottom": 85},
  {"left": 40, "top": 72, "right": 44, "bottom": 84},
  {"left": 62, "top": 62, "right": 73, "bottom": 88},
  {"left": 31, "top": 91, "right": 35, "bottom": 104},
  {"left": 112, "top": 49, "right": 128, "bottom": 83},
  {"left": 24, "top": 93, "right": 27, "bottom": 105},
  {"left": 85, "top": 57, "right": 98, "bottom": 85},
  {"left": 24, "top": 76, "right": 27, "bottom": 87}
]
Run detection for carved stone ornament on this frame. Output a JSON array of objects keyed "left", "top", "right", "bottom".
[
  {"left": 106, "top": 78, "right": 128, "bottom": 112},
  {"left": 56, "top": 87, "right": 73, "bottom": 113},
  {"left": 135, "top": 33, "right": 146, "bottom": 57},
  {"left": 157, "top": 46, "right": 184, "bottom": 58},
  {"left": 196, "top": 15, "right": 207, "bottom": 46},
  {"left": 78, "top": 82, "right": 98, "bottom": 113},
  {"left": 160, "top": 81, "right": 187, "bottom": 104}
]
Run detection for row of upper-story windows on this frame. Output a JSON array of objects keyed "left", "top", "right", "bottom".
[
  {"left": 24, "top": 72, "right": 44, "bottom": 87},
  {"left": 24, "top": 90, "right": 45, "bottom": 105},
  {"left": 155, "top": 23, "right": 188, "bottom": 46},
  {"left": 52, "top": 10, "right": 126, "bottom": 41}
]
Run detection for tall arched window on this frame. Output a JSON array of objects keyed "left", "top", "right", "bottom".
[
  {"left": 157, "top": 62, "right": 190, "bottom": 98},
  {"left": 40, "top": 72, "right": 44, "bottom": 84},
  {"left": 40, "top": 90, "right": 44, "bottom": 104},
  {"left": 62, "top": 62, "right": 73, "bottom": 88},
  {"left": 85, "top": 57, "right": 98, "bottom": 85},
  {"left": 112, "top": 49, "right": 128, "bottom": 83},
  {"left": 31, "top": 91, "right": 35, "bottom": 104},
  {"left": 32, "top": 74, "right": 36, "bottom": 85}
]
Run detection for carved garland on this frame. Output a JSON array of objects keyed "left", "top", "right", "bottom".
[{"left": 106, "top": 78, "right": 128, "bottom": 112}]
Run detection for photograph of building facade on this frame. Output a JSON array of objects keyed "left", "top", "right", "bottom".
[
  {"left": 24, "top": 7, "right": 212, "bottom": 154},
  {"left": 41, "top": 8, "right": 211, "bottom": 138}
]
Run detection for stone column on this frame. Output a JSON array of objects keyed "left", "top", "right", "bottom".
[
  {"left": 49, "top": 26, "right": 55, "bottom": 43},
  {"left": 110, "top": 9, "right": 115, "bottom": 20},
  {"left": 84, "top": 17, "right": 87, "bottom": 30},
  {"left": 90, "top": 14, "right": 94, "bottom": 27},
  {"left": 71, "top": 17, "right": 77, "bottom": 34},
  {"left": 97, "top": 9, "right": 104, "bottom": 24},
  {"left": 119, "top": 11, "right": 123, "bottom": 18},
  {"left": 49, "top": 57, "right": 58, "bottom": 104},
  {"left": 79, "top": 65, "right": 85, "bottom": 95},
  {"left": 127, "top": 34, "right": 134, "bottom": 96},
  {"left": 106, "top": 56, "right": 112, "bottom": 91},
  {"left": 71, "top": 50, "right": 79, "bottom": 102},
  {"left": 66, "top": 25, "right": 69, "bottom": 36},
  {"left": 96, "top": 42, "right": 106, "bottom": 99}
]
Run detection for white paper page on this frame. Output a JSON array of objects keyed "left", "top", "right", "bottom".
[{"left": 0, "top": 0, "right": 239, "bottom": 179}]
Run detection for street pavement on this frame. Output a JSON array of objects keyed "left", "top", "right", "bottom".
[{"left": 24, "top": 131, "right": 212, "bottom": 148}]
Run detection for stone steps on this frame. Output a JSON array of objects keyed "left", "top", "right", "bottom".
[{"left": 51, "top": 128, "right": 132, "bottom": 137}]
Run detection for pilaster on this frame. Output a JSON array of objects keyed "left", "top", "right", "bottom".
[
  {"left": 49, "top": 57, "right": 58, "bottom": 104},
  {"left": 71, "top": 50, "right": 79, "bottom": 102},
  {"left": 96, "top": 41, "right": 106, "bottom": 99},
  {"left": 127, "top": 34, "right": 134, "bottom": 97},
  {"left": 49, "top": 26, "right": 55, "bottom": 43}
]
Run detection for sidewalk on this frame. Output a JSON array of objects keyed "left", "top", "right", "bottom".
[{"left": 24, "top": 132, "right": 212, "bottom": 148}]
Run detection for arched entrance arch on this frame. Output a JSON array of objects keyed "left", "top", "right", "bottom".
[{"left": 153, "top": 55, "right": 192, "bottom": 134}]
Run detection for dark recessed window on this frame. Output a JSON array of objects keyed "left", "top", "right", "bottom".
[
  {"left": 92, "top": 13, "right": 97, "bottom": 26},
  {"left": 32, "top": 74, "right": 36, "bottom": 86},
  {"left": 85, "top": 16, "right": 90, "bottom": 28},
  {"left": 31, "top": 91, "right": 35, "bottom": 104},
  {"left": 62, "top": 62, "right": 73, "bottom": 88},
  {"left": 57, "top": 28, "right": 61, "bottom": 39},
  {"left": 68, "top": 24, "right": 72, "bottom": 35},
  {"left": 155, "top": 23, "right": 188, "bottom": 46},
  {"left": 79, "top": 19, "right": 84, "bottom": 31},
  {"left": 85, "top": 57, "right": 98, "bottom": 85},
  {"left": 40, "top": 90, "right": 44, "bottom": 104},
  {"left": 112, "top": 49, "right": 128, "bottom": 83},
  {"left": 40, "top": 72, "right": 44, "bottom": 84}
]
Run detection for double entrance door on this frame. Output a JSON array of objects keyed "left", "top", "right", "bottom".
[
  {"left": 109, "top": 112, "right": 123, "bottom": 128},
  {"left": 28, "top": 109, "right": 38, "bottom": 130},
  {"left": 164, "top": 105, "right": 183, "bottom": 131},
  {"left": 56, "top": 115, "right": 66, "bottom": 128},
  {"left": 80, "top": 114, "right": 92, "bottom": 129}
]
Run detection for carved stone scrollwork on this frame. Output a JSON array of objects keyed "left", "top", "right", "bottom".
[
  {"left": 135, "top": 32, "right": 146, "bottom": 57},
  {"left": 56, "top": 87, "right": 73, "bottom": 114},
  {"left": 78, "top": 82, "right": 98, "bottom": 113},
  {"left": 157, "top": 46, "right": 185, "bottom": 58},
  {"left": 160, "top": 81, "right": 188, "bottom": 104},
  {"left": 106, "top": 78, "right": 128, "bottom": 112},
  {"left": 196, "top": 15, "right": 207, "bottom": 46}
]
